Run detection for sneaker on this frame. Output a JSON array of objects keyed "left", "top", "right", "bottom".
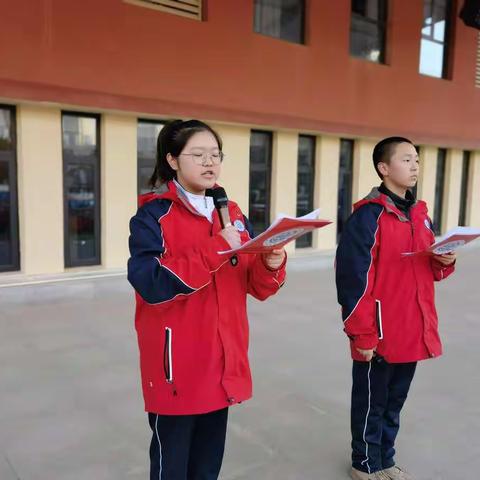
[
  {"left": 382, "top": 465, "right": 414, "bottom": 480},
  {"left": 351, "top": 467, "right": 390, "bottom": 480}
]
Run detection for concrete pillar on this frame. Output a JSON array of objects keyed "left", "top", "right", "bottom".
[
  {"left": 313, "top": 135, "right": 340, "bottom": 251},
  {"left": 16, "top": 105, "right": 64, "bottom": 274},
  {"left": 417, "top": 146, "right": 438, "bottom": 216},
  {"left": 101, "top": 114, "right": 137, "bottom": 269},
  {"left": 352, "top": 139, "right": 378, "bottom": 203},
  {"left": 271, "top": 131, "right": 298, "bottom": 253},
  {"left": 211, "top": 123, "right": 250, "bottom": 214}
]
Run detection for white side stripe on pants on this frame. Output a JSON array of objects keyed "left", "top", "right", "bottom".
[
  {"left": 360, "top": 361, "right": 372, "bottom": 474},
  {"left": 155, "top": 414, "right": 163, "bottom": 480}
]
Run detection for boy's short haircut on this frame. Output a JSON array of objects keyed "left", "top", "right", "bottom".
[{"left": 373, "top": 136, "right": 414, "bottom": 179}]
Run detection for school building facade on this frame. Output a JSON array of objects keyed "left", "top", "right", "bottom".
[{"left": 1, "top": 0, "right": 479, "bottom": 278}]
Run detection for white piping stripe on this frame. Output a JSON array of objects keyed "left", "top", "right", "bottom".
[
  {"left": 155, "top": 414, "right": 163, "bottom": 480},
  {"left": 157, "top": 202, "right": 174, "bottom": 258},
  {"left": 145, "top": 278, "right": 210, "bottom": 306},
  {"left": 158, "top": 261, "right": 201, "bottom": 292},
  {"left": 166, "top": 327, "right": 173, "bottom": 382},
  {"left": 145, "top": 257, "right": 229, "bottom": 306},
  {"left": 158, "top": 202, "right": 174, "bottom": 222},
  {"left": 344, "top": 209, "right": 384, "bottom": 324},
  {"left": 360, "top": 361, "right": 373, "bottom": 474},
  {"left": 375, "top": 300, "right": 384, "bottom": 340}
]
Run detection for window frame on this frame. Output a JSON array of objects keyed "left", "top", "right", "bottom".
[
  {"left": 296, "top": 134, "right": 316, "bottom": 248},
  {"left": 419, "top": 0, "right": 454, "bottom": 79},
  {"left": 253, "top": 0, "right": 306, "bottom": 45},
  {"left": 249, "top": 130, "right": 273, "bottom": 236},
  {"left": 0, "top": 104, "right": 20, "bottom": 272},
  {"left": 433, "top": 148, "right": 447, "bottom": 235},
  {"left": 137, "top": 118, "right": 165, "bottom": 195},
  {"left": 337, "top": 138, "right": 355, "bottom": 243},
  {"left": 458, "top": 150, "right": 471, "bottom": 227},
  {"left": 349, "top": 0, "right": 389, "bottom": 64},
  {"left": 62, "top": 111, "right": 102, "bottom": 268}
]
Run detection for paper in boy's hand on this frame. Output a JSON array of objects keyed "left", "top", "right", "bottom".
[
  {"left": 218, "top": 209, "right": 332, "bottom": 255},
  {"left": 402, "top": 226, "right": 480, "bottom": 257}
]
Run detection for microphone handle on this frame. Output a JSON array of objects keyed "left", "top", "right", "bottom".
[
  {"left": 219, "top": 208, "right": 232, "bottom": 228},
  {"left": 218, "top": 207, "right": 238, "bottom": 267}
]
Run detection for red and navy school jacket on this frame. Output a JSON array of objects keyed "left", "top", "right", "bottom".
[
  {"left": 335, "top": 188, "right": 455, "bottom": 363},
  {"left": 127, "top": 181, "right": 286, "bottom": 415}
]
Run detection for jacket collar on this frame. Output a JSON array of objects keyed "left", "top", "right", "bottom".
[
  {"left": 138, "top": 181, "right": 226, "bottom": 219},
  {"left": 354, "top": 187, "right": 425, "bottom": 223}
]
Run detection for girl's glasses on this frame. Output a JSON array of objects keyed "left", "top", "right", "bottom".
[{"left": 179, "top": 152, "right": 225, "bottom": 166}]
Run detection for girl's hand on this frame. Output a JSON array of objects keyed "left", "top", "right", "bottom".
[
  {"left": 220, "top": 226, "right": 242, "bottom": 250},
  {"left": 433, "top": 252, "right": 456, "bottom": 266},
  {"left": 262, "top": 248, "right": 286, "bottom": 270}
]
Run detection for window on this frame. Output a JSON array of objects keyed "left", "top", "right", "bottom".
[
  {"left": 138, "top": 120, "right": 164, "bottom": 195},
  {"left": 0, "top": 105, "right": 19, "bottom": 272},
  {"left": 433, "top": 148, "right": 446, "bottom": 235},
  {"left": 458, "top": 151, "right": 471, "bottom": 226},
  {"left": 62, "top": 113, "right": 101, "bottom": 267},
  {"left": 254, "top": 0, "right": 305, "bottom": 44},
  {"left": 337, "top": 139, "right": 354, "bottom": 242},
  {"left": 124, "top": 0, "right": 203, "bottom": 20},
  {"left": 296, "top": 135, "right": 316, "bottom": 248},
  {"left": 419, "top": 0, "right": 453, "bottom": 78},
  {"left": 249, "top": 131, "right": 272, "bottom": 236},
  {"left": 350, "top": 0, "right": 388, "bottom": 63}
]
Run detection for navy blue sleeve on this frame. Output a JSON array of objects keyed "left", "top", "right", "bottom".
[
  {"left": 335, "top": 203, "right": 384, "bottom": 349},
  {"left": 127, "top": 201, "right": 195, "bottom": 304}
]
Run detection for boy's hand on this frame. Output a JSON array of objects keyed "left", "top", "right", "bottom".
[
  {"left": 262, "top": 248, "right": 286, "bottom": 270},
  {"left": 433, "top": 252, "right": 456, "bottom": 266},
  {"left": 356, "top": 348, "right": 376, "bottom": 362}
]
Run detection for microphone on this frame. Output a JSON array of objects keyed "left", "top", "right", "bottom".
[{"left": 206, "top": 187, "right": 238, "bottom": 266}]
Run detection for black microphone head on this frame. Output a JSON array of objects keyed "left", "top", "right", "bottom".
[{"left": 208, "top": 187, "right": 229, "bottom": 209}]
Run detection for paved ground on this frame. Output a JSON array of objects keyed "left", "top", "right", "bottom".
[{"left": 1, "top": 247, "right": 479, "bottom": 480}]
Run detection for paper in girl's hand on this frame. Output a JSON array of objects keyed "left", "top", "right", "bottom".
[
  {"left": 402, "top": 226, "right": 480, "bottom": 257},
  {"left": 218, "top": 209, "right": 332, "bottom": 255}
]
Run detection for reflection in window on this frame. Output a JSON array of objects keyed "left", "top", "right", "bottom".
[
  {"left": 337, "top": 139, "right": 354, "bottom": 242},
  {"left": 249, "top": 131, "right": 272, "bottom": 235},
  {"left": 350, "top": 0, "right": 388, "bottom": 63},
  {"left": 0, "top": 105, "right": 19, "bottom": 271},
  {"left": 254, "top": 0, "right": 305, "bottom": 44},
  {"left": 296, "top": 135, "right": 316, "bottom": 248},
  {"left": 138, "top": 120, "right": 164, "bottom": 194},
  {"left": 62, "top": 113, "right": 101, "bottom": 267},
  {"left": 419, "top": 0, "right": 452, "bottom": 78},
  {"left": 458, "top": 151, "right": 471, "bottom": 226},
  {"left": 433, "top": 148, "right": 446, "bottom": 235}
]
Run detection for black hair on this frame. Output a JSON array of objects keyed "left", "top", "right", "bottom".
[
  {"left": 149, "top": 119, "right": 223, "bottom": 188},
  {"left": 372, "top": 136, "right": 414, "bottom": 179}
]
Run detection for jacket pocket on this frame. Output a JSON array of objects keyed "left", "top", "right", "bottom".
[
  {"left": 163, "top": 327, "right": 173, "bottom": 383},
  {"left": 375, "top": 300, "right": 384, "bottom": 340}
]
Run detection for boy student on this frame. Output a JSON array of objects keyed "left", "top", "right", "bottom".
[{"left": 335, "top": 137, "right": 456, "bottom": 480}]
